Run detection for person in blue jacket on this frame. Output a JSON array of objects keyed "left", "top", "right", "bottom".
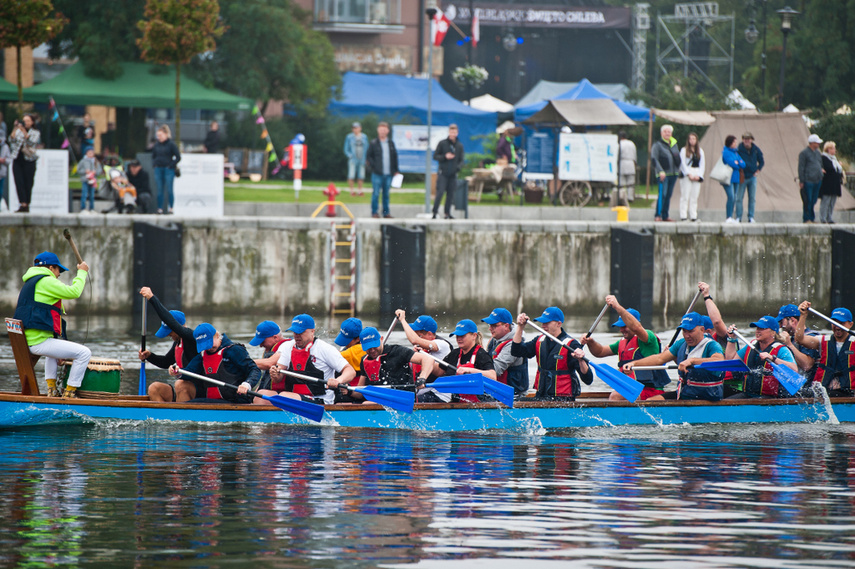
[{"left": 721, "top": 135, "right": 746, "bottom": 223}]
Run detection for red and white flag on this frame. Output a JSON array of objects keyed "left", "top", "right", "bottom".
[
  {"left": 471, "top": 10, "right": 480, "bottom": 47},
  {"left": 432, "top": 9, "right": 451, "bottom": 46}
]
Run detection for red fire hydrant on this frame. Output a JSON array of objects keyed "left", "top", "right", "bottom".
[{"left": 324, "top": 183, "right": 339, "bottom": 217}]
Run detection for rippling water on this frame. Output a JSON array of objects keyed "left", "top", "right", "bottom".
[{"left": 1, "top": 422, "right": 854, "bottom": 568}]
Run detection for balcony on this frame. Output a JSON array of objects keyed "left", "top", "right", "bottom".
[{"left": 314, "top": 0, "right": 404, "bottom": 34}]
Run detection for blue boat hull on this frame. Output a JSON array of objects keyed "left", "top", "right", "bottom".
[{"left": 0, "top": 392, "right": 852, "bottom": 431}]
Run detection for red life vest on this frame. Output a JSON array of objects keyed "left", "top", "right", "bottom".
[
  {"left": 285, "top": 342, "right": 325, "bottom": 397},
  {"left": 200, "top": 346, "right": 238, "bottom": 399},
  {"left": 493, "top": 339, "right": 513, "bottom": 384},
  {"left": 813, "top": 336, "right": 855, "bottom": 390},
  {"left": 362, "top": 355, "right": 384, "bottom": 385},
  {"left": 174, "top": 339, "right": 185, "bottom": 369},
  {"left": 617, "top": 336, "right": 640, "bottom": 380},
  {"left": 410, "top": 337, "right": 452, "bottom": 379},
  {"left": 456, "top": 345, "right": 483, "bottom": 403},
  {"left": 264, "top": 338, "right": 289, "bottom": 391},
  {"left": 741, "top": 342, "right": 786, "bottom": 396},
  {"left": 534, "top": 336, "right": 575, "bottom": 397}
]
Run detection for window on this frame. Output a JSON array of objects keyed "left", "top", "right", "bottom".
[{"left": 315, "top": 0, "right": 400, "bottom": 25}]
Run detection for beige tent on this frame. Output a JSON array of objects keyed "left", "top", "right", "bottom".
[
  {"left": 523, "top": 99, "right": 635, "bottom": 127},
  {"left": 669, "top": 112, "right": 855, "bottom": 213}
]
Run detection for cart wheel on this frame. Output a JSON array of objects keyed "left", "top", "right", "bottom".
[{"left": 559, "top": 181, "right": 592, "bottom": 207}]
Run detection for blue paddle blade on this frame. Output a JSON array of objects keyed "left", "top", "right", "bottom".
[
  {"left": 696, "top": 359, "right": 751, "bottom": 373},
  {"left": 429, "top": 373, "right": 484, "bottom": 395},
  {"left": 263, "top": 394, "right": 325, "bottom": 422},
  {"left": 352, "top": 385, "right": 415, "bottom": 413},
  {"left": 771, "top": 362, "right": 806, "bottom": 396},
  {"left": 138, "top": 364, "right": 147, "bottom": 396},
  {"left": 589, "top": 360, "right": 644, "bottom": 403},
  {"left": 483, "top": 377, "right": 515, "bottom": 407}
]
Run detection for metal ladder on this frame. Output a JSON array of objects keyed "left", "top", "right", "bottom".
[{"left": 329, "top": 220, "right": 356, "bottom": 318}]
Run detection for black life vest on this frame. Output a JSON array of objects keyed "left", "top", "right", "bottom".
[
  {"left": 489, "top": 338, "right": 529, "bottom": 394},
  {"left": 814, "top": 336, "right": 855, "bottom": 391},
  {"left": 14, "top": 274, "right": 64, "bottom": 338}
]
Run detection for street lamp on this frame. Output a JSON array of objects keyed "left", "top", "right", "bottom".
[
  {"left": 776, "top": 5, "right": 799, "bottom": 111},
  {"left": 744, "top": 0, "right": 768, "bottom": 97}
]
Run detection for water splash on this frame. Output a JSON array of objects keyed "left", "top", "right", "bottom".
[{"left": 810, "top": 382, "right": 840, "bottom": 424}]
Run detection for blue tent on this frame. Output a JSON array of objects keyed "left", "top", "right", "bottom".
[
  {"left": 515, "top": 78, "right": 650, "bottom": 123},
  {"left": 329, "top": 72, "right": 497, "bottom": 156}
]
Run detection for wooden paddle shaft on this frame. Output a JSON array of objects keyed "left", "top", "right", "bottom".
[
  {"left": 62, "top": 228, "right": 84, "bottom": 264},
  {"left": 668, "top": 289, "right": 703, "bottom": 347},
  {"left": 808, "top": 307, "right": 855, "bottom": 336}
]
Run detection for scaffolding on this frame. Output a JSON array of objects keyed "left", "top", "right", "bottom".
[{"left": 632, "top": 3, "right": 650, "bottom": 92}]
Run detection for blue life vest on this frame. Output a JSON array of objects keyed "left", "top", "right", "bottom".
[{"left": 13, "top": 274, "right": 65, "bottom": 339}]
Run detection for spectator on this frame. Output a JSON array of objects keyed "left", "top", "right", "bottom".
[
  {"left": 618, "top": 131, "right": 637, "bottom": 202},
  {"left": 77, "top": 147, "right": 102, "bottom": 214},
  {"left": 496, "top": 125, "right": 517, "bottom": 165},
  {"left": 365, "top": 121, "right": 399, "bottom": 219},
  {"left": 203, "top": 120, "right": 221, "bottom": 154},
  {"left": 432, "top": 124, "right": 464, "bottom": 220},
  {"left": 0, "top": 135, "right": 9, "bottom": 213},
  {"left": 650, "top": 124, "right": 680, "bottom": 221},
  {"left": 343, "top": 121, "right": 368, "bottom": 196},
  {"left": 721, "top": 135, "right": 745, "bottom": 223},
  {"left": 126, "top": 160, "right": 153, "bottom": 214},
  {"left": 152, "top": 125, "right": 181, "bottom": 215},
  {"left": 735, "top": 132, "right": 764, "bottom": 223},
  {"left": 0, "top": 111, "right": 6, "bottom": 144},
  {"left": 77, "top": 113, "right": 94, "bottom": 154},
  {"left": 678, "top": 132, "right": 705, "bottom": 222},
  {"left": 798, "top": 134, "right": 824, "bottom": 223},
  {"left": 9, "top": 113, "right": 41, "bottom": 214},
  {"left": 820, "top": 141, "right": 844, "bottom": 224}
]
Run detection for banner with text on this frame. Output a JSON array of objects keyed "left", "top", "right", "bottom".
[
  {"left": 557, "top": 133, "right": 618, "bottom": 183},
  {"left": 393, "top": 125, "right": 449, "bottom": 174},
  {"left": 441, "top": 3, "right": 631, "bottom": 29}
]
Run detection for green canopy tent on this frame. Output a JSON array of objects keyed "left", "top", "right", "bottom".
[
  {"left": 0, "top": 75, "right": 21, "bottom": 101},
  {"left": 23, "top": 61, "right": 252, "bottom": 110}
]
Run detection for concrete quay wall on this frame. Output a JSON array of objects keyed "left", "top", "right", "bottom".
[{"left": 0, "top": 214, "right": 843, "bottom": 318}]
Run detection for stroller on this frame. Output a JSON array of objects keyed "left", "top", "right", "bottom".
[{"left": 99, "top": 156, "right": 138, "bottom": 214}]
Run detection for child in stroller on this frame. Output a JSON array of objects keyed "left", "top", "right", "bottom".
[{"left": 99, "top": 157, "right": 138, "bottom": 214}]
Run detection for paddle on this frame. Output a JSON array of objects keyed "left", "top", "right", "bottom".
[
  {"left": 428, "top": 373, "right": 485, "bottom": 395},
  {"left": 526, "top": 320, "right": 644, "bottom": 403},
  {"left": 583, "top": 303, "right": 610, "bottom": 339},
  {"left": 424, "top": 352, "right": 514, "bottom": 407},
  {"left": 138, "top": 299, "right": 147, "bottom": 396},
  {"left": 668, "top": 289, "right": 703, "bottom": 347},
  {"left": 280, "top": 368, "right": 414, "bottom": 414},
  {"left": 177, "top": 368, "right": 325, "bottom": 422},
  {"left": 382, "top": 317, "right": 398, "bottom": 343},
  {"left": 731, "top": 330, "right": 805, "bottom": 396},
  {"left": 633, "top": 360, "right": 751, "bottom": 373},
  {"left": 808, "top": 307, "right": 855, "bottom": 337}
]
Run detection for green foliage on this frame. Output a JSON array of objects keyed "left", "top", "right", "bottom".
[
  {"left": 461, "top": 133, "right": 498, "bottom": 177},
  {"left": 0, "top": 0, "right": 66, "bottom": 102},
  {"left": 814, "top": 112, "right": 855, "bottom": 163},
  {"left": 190, "top": 0, "right": 341, "bottom": 118}
]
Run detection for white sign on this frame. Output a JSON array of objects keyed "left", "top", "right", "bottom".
[
  {"left": 393, "top": 125, "right": 449, "bottom": 152},
  {"left": 557, "top": 133, "right": 618, "bottom": 182},
  {"left": 172, "top": 154, "right": 224, "bottom": 217},
  {"left": 7, "top": 150, "right": 69, "bottom": 215}
]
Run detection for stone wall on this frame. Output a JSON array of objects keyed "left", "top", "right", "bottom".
[{"left": 0, "top": 215, "right": 843, "bottom": 317}]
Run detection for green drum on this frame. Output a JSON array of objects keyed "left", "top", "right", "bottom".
[{"left": 59, "top": 358, "right": 123, "bottom": 393}]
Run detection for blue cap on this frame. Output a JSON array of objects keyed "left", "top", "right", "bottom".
[
  {"left": 450, "top": 319, "right": 478, "bottom": 337},
  {"left": 534, "top": 307, "right": 564, "bottom": 323},
  {"left": 286, "top": 314, "right": 315, "bottom": 334},
  {"left": 359, "top": 326, "right": 382, "bottom": 350},
  {"left": 482, "top": 308, "right": 513, "bottom": 325},
  {"left": 750, "top": 316, "right": 780, "bottom": 332},
  {"left": 776, "top": 304, "right": 800, "bottom": 322},
  {"left": 155, "top": 310, "right": 186, "bottom": 338},
  {"left": 831, "top": 307, "right": 853, "bottom": 323},
  {"left": 611, "top": 308, "right": 641, "bottom": 328},
  {"left": 335, "top": 317, "right": 363, "bottom": 346},
  {"left": 250, "top": 320, "right": 280, "bottom": 347},
  {"left": 194, "top": 323, "right": 217, "bottom": 352},
  {"left": 678, "top": 312, "right": 704, "bottom": 331},
  {"left": 410, "top": 315, "right": 437, "bottom": 334},
  {"left": 702, "top": 315, "right": 714, "bottom": 330},
  {"left": 34, "top": 251, "right": 69, "bottom": 273}
]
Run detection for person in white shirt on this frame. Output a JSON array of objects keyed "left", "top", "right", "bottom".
[{"left": 679, "top": 132, "right": 705, "bottom": 221}]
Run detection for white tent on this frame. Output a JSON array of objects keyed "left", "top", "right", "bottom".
[
  {"left": 726, "top": 89, "right": 757, "bottom": 111},
  {"left": 469, "top": 94, "right": 514, "bottom": 113}
]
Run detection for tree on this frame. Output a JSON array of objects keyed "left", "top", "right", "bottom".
[
  {"left": 0, "top": 0, "right": 66, "bottom": 104},
  {"left": 190, "top": 0, "right": 340, "bottom": 117},
  {"left": 137, "top": 0, "right": 224, "bottom": 144}
]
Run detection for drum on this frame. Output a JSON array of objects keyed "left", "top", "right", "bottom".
[{"left": 58, "top": 358, "right": 123, "bottom": 393}]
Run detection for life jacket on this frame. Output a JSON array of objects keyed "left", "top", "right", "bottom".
[
  {"left": 534, "top": 335, "right": 578, "bottom": 397},
  {"left": 813, "top": 336, "right": 855, "bottom": 391},
  {"left": 201, "top": 344, "right": 243, "bottom": 399},
  {"left": 617, "top": 335, "right": 670, "bottom": 389},
  {"left": 362, "top": 355, "right": 384, "bottom": 385},
  {"left": 456, "top": 345, "right": 483, "bottom": 403},
  {"left": 675, "top": 337, "right": 723, "bottom": 385},
  {"left": 283, "top": 342, "right": 325, "bottom": 397},
  {"left": 362, "top": 347, "right": 413, "bottom": 387},
  {"left": 741, "top": 342, "right": 787, "bottom": 397},
  {"left": 258, "top": 338, "right": 287, "bottom": 392},
  {"left": 14, "top": 274, "right": 64, "bottom": 338},
  {"left": 410, "top": 336, "right": 452, "bottom": 379},
  {"left": 490, "top": 338, "right": 529, "bottom": 394}
]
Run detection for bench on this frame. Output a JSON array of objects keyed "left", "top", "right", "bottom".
[
  {"left": 467, "top": 166, "right": 517, "bottom": 202},
  {"left": 5, "top": 318, "right": 41, "bottom": 396}
]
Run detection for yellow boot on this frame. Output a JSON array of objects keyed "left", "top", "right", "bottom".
[
  {"left": 62, "top": 386, "right": 78, "bottom": 399},
  {"left": 46, "top": 379, "right": 62, "bottom": 398}
]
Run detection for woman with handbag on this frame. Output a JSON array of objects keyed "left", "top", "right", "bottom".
[
  {"left": 152, "top": 125, "right": 181, "bottom": 214},
  {"left": 819, "top": 141, "right": 844, "bottom": 224},
  {"left": 719, "top": 135, "right": 745, "bottom": 223},
  {"left": 9, "top": 113, "right": 41, "bottom": 213},
  {"left": 679, "top": 132, "right": 705, "bottom": 221}
]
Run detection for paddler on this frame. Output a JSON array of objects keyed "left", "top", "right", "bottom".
[
  {"left": 265, "top": 314, "right": 356, "bottom": 405},
  {"left": 624, "top": 312, "right": 725, "bottom": 401},
  {"left": 395, "top": 310, "right": 453, "bottom": 361},
  {"left": 776, "top": 304, "right": 819, "bottom": 376},
  {"left": 724, "top": 316, "right": 798, "bottom": 399},
  {"left": 511, "top": 307, "right": 592, "bottom": 400},
  {"left": 352, "top": 327, "right": 434, "bottom": 398},
  {"left": 481, "top": 307, "right": 529, "bottom": 396},
  {"left": 699, "top": 281, "right": 729, "bottom": 347},
  {"left": 14, "top": 251, "right": 91, "bottom": 398},
  {"left": 170, "top": 323, "right": 259, "bottom": 404},
  {"left": 580, "top": 295, "right": 669, "bottom": 401},
  {"left": 138, "top": 287, "right": 199, "bottom": 402},
  {"left": 795, "top": 302, "right": 854, "bottom": 396},
  {"left": 249, "top": 320, "right": 287, "bottom": 390},
  {"left": 334, "top": 317, "right": 366, "bottom": 373},
  {"left": 431, "top": 319, "right": 496, "bottom": 403}
]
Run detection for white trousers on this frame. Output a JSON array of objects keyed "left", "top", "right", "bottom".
[
  {"left": 679, "top": 178, "right": 702, "bottom": 220},
  {"left": 29, "top": 338, "right": 92, "bottom": 388}
]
